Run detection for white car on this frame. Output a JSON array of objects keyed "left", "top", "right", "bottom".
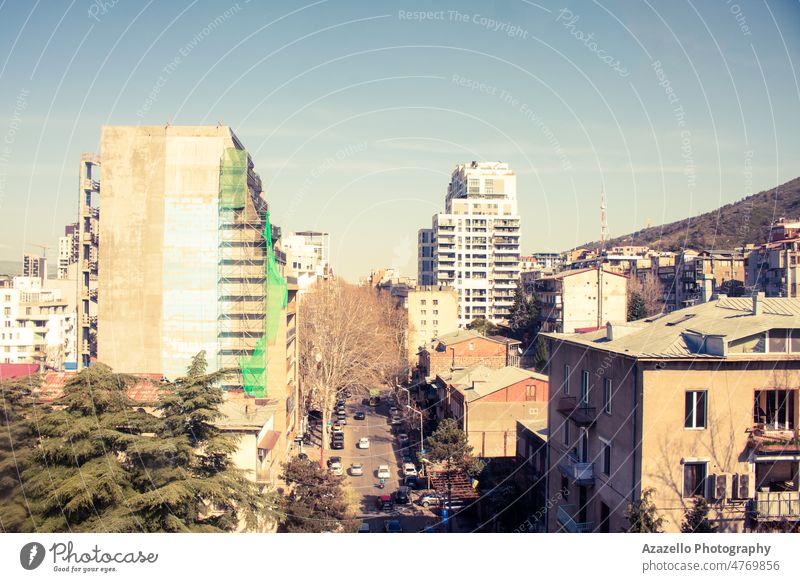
[
  {"left": 358, "top": 437, "right": 370, "bottom": 449},
  {"left": 350, "top": 463, "right": 364, "bottom": 476},
  {"left": 329, "top": 461, "right": 343, "bottom": 476},
  {"left": 403, "top": 463, "right": 417, "bottom": 477},
  {"left": 377, "top": 465, "right": 391, "bottom": 479}
]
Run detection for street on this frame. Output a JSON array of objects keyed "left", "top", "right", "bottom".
[{"left": 337, "top": 392, "right": 438, "bottom": 533}]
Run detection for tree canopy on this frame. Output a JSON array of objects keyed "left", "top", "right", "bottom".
[{"left": 279, "top": 457, "right": 356, "bottom": 533}]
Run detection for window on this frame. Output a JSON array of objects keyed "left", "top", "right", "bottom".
[
  {"left": 420, "top": 320, "right": 427, "bottom": 326},
  {"left": 525, "top": 384, "right": 538, "bottom": 400},
  {"left": 420, "top": 300, "right": 426, "bottom": 305},
  {"left": 3, "top": 294, "right": 10, "bottom": 302},
  {"left": 421, "top": 310, "right": 427, "bottom": 316},
  {"left": 768, "top": 329, "right": 789, "bottom": 353},
  {"left": 729, "top": 332, "right": 766, "bottom": 353},
  {"left": 433, "top": 299, "right": 438, "bottom": 305},
  {"left": 683, "top": 462, "right": 708, "bottom": 498},
  {"left": 433, "top": 320, "right": 438, "bottom": 326},
  {"left": 433, "top": 309, "right": 438, "bottom": 315},
  {"left": 603, "top": 379, "right": 612, "bottom": 414},
  {"left": 563, "top": 420, "right": 570, "bottom": 446},
  {"left": 684, "top": 390, "right": 708, "bottom": 429},
  {"left": 580, "top": 370, "right": 590, "bottom": 405},
  {"left": 468, "top": 342, "right": 475, "bottom": 351},
  {"left": 601, "top": 441, "right": 612, "bottom": 476},
  {"left": 561, "top": 477, "right": 569, "bottom": 500},
  {"left": 3, "top": 308, "right": 9, "bottom": 317},
  {"left": 563, "top": 364, "right": 570, "bottom": 395},
  {"left": 599, "top": 502, "right": 611, "bottom": 533},
  {"left": 754, "top": 389, "right": 796, "bottom": 430}
]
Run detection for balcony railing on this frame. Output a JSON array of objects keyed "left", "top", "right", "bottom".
[
  {"left": 556, "top": 396, "right": 597, "bottom": 425},
  {"left": 754, "top": 491, "right": 800, "bottom": 521},
  {"left": 557, "top": 504, "right": 593, "bottom": 533},
  {"left": 748, "top": 426, "right": 800, "bottom": 455},
  {"left": 557, "top": 453, "right": 595, "bottom": 486}
]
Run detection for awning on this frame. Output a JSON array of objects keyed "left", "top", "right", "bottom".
[
  {"left": 755, "top": 455, "right": 800, "bottom": 462},
  {"left": 258, "top": 430, "right": 281, "bottom": 451}
]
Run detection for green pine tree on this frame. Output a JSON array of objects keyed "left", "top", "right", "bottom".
[
  {"left": 127, "top": 351, "right": 276, "bottom": 532},
  {"left": 466, "top": 317, "right": 498, "bottom": 336},
  {"left": 280, "top": 456, "right": 356, "bottom": 532},
  {"left": 628, "top": 291, "right": 647, "bottom": 321},
  {"left": 532, "top": 334, "right": 549, "bottom": 372},
  {"left": 0, "top": 377, "right": 46, "bottom": 532},
  {"left": 23, "top": 364, "right": 156, "bottom": 532},
  {"left": 624, "top": 488, "right": 665, "bottom": 533},
  {"left": 681, "top": 497, "right": 718, "bottom": 533}
]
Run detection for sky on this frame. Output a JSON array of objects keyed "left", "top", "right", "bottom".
[{"left": 0, "top": 0, "right": 798, "bottom": 281}]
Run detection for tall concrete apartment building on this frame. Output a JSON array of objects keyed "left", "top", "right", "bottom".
[
  {"left": 418, "top": 162, "right": 521, "bottom": 327},
  {"left": 545, "top": 295, "right": 800, "bottom": 533},
  {"left": 405, "top": 285, "right": 458, "bottom": 362},
  {"left": 96, "top": 125, "right": 300, "bottom": 474},
  {"left": 22, "top": 254, "right": 46, "bottom": 283}
]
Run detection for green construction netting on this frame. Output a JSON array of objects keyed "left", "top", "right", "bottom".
[
  {"left": 239, "top": 210, "right": 288, "bottom": 398},
  {"left": 220, "top": 148, "right": 247, "bottom": 209}
]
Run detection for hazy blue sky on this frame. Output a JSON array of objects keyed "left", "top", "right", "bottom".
[{"left": 0, "top": 0, "right": 798, "bottom": 280}]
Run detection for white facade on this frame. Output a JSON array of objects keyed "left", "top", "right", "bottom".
[
  {"left": 282, "top": 231, "right": 331, "bottom": 290},
  {"left": 419, "top": 162, "right": 521, "bottom": 327},
  {"left": 0, "top": 276, "right": 76, "bottom": 369}
]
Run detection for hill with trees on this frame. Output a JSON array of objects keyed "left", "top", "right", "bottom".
[{"left": 582, "top": 176, "right": 800, "bottom": 252}]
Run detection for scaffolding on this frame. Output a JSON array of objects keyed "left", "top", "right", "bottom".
[{"left": 217, "top": 148, "right": 286, "bottom": 397}]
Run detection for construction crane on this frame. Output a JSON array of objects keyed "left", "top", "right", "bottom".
[{"left": 29, "top": 243, "right": 51, "bottom": 259}]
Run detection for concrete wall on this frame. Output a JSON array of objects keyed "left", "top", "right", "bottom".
[
  {"left": 562, "top": 270, "right": 627, "bottom": 333},
  {"left": 406, "top": 287, "right": 458, "bottom": 362}
]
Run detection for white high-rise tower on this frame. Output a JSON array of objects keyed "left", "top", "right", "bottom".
[{"left": 418, "top": 161, "right": 521, "bottom": 327}]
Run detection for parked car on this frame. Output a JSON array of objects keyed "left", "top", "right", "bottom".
[
  {"left": 331, "top": 431, "right": 345, "bottom": 440},
  {"left": 331, "top": 439, "right": 344, "bottom": 450},
  {"left": 417, "top": 491, "right": 441, "bottom": 508},
  {"left": 377, "top": 465, "right": 391, "bottom": 479},
  {"left": 350, "top": 463, "right": 364, "bottom": 476},
  {"left": 398, "top": 433, "right": 410, "bottom": 445},
  {"left": 376, "top": 495, "right": 394, "bottom": 510},
  {"left": 394, "top": 486, "right": 411, "bottom": 505},
  {"left": 403, "top": 475, "right": 419, "bottom": 489},
  {"left": 329, "top": 461, "right": 343, "bottom": 476},
  {"left": 331, "top": 422, "right": 343, "bottom": 433},
  {"left": 389, "top": 406, "right": 399, "bottom": 416},
  {"left": 358, "top": 522, "right": 370, "bottom": 533},
  {"left": 357, "top": 437, "right": 370, "bottom": 449},
  {"left": 390, "top": 415, "right": 402, "bottom": 426},
  {"left": 336, "top": 414, "right": 347, "bottom": 425},
  {"left": 402, "top": 452, "right": 414, "bottom": 464},
  {"left": 402, "top": 463, "right": 417, "bottom": 477},
  {"left": 384, "top": 519, "right": 402, "bottom": 533},
  {"left": 354, "top": 410, "right": 366, "bottom": 420},
  {"left": 326, "top": 456, "right": 341, "bottom": 468},
  {"left": 297, "top": 452, "right": 308, "bottom": 460}
]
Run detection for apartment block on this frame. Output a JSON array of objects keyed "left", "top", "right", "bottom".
[
  {"left": 77, "top": 154, "right": 100, "bottom": 369},
  {"left": 282, "top": 230, "right": 332, "bottom": 290},
  {"left": 418, "top": 162, "right": 521, "bottom": 327},
  {"left": 534, "top": 267, "right": 627, "bottom": 333},
  {"left": 0, "top": 276, "right": 76, "bottom": 369},
  {"left": 405, "top": 285, "right": 458, "bottom": 362},
  {"left": 545, "top": 294, "right": 800, "bottom": 533},
  {"left": 746, "top": 240, "right": 800, "bottom": 298},
  {"left": 22, "top": 254, "right": 46, "bottom": 283},
  {"left": 97, "top": 125, "right": 300, "bottom": 471}
]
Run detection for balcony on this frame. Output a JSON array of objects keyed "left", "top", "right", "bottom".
[
  {"left": 557, "top": 453, "right": 595, "bottom": 486},
  {"left": 557, "top": 504, "right": 593, "bottom": 533},
  {"left": 747, "top": 427, "right": 800, "bottom": 456},
  {"left": 754, "top": 491, "right": 800, "bottom": 521},
  {"left": 556, "top": 396, "right": 597, "bottom": 425}
]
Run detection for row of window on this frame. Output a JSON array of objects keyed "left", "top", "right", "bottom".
[
  {"left": 562, "top": 365, "right": 613, "bottom": 414},
  {"left": 418, "top": 299, "right": 440, "bottom": 306}
]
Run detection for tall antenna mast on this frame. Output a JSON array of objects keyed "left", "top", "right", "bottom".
[
  {"left": 597, "top": 186, "right": 607, "bottom": 328},
  {"left": 600, "top": 185, "right": 608, "bottom": 251}
]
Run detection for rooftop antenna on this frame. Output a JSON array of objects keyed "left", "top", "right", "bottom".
[{"left": 597, "top": 186, "right": 607, "bottom": 328}]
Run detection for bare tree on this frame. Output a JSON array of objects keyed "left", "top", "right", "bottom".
[{"left": 299, "top": 280, "right": 406, "bottom": 465}]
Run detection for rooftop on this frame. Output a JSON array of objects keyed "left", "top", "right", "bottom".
[
  {"left": 545, "top": 295, "right": 800, "bottom": 359},
  {"left": 215, "top": 396, "right": 276, "bottom": 431},
  {"left": 440, "top": 364, "right": 547, "bottom": 401}
]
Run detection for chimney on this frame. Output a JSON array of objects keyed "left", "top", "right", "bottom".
[
  {"left": 702, "top": 274, "right": 714, "bottom": 303},
  {"left": 752, "top": 292, "right": 765, "bottom": 316}
]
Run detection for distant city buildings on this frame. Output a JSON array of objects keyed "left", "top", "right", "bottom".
[
  {"left": 417, "top": 161, "right": 521, "bottom": 327},
  {"left": 404, "top": 285, "right": 458, "bottom": 363},
  {"left": 22, "top": 253, "right": 46, "bottom": 283},
  {"left": 58, "top": 223, "right": 79, "bottom": 280}
]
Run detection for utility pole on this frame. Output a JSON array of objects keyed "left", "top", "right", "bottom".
[{"left": 598, "top": 187, "right": 607, "bottom": 328}]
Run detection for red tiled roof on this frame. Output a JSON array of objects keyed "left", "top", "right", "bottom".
[
  {"left": 0, "top": 363, "right": 40, "bottom": 381},
  {"left": 36, "top": 372, "right": 165, "bottom": 404}
]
